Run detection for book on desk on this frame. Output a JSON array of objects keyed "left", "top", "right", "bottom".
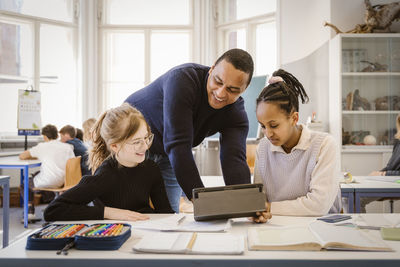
[
  {"left": 248, "top": 220, "right": 392, "bottom": 252},
  {"left": 133, "top": 232, "right": 244, "bottom": 255}
]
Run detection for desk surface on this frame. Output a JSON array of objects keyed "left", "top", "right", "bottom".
[
  {"left": 0, "top": 156, "right": 41, "bottom": 166},
  {"left": 348, "top": 176, "right": 400, "bottom": 190},
  {"left": 0, "top": 214, "right": 399, "bottom": 267}
]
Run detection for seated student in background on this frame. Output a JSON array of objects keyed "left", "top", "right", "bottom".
[
  {"left": 59, "top": 124, "right": 90, "bottom": 176},
  {"left": 44, "top": 103, "right": 173, "bottom": 222},
  {"left": 361, "top": 114, "right": 400, "bottom": 212},
  {"left": 19, "top": 124, "right": 74, "bottom": 221},
  {"left": 369, "top": 114, "right": 400, "bottom": 176},
  {"left": 76, "top": 128, "right": 84, "bottom": 141},
  {"left": 82, "top": 118, "right": 97, "bottom": 148},
  {"left": 252, "top": 69, "right": 341, "bottom": 222}
]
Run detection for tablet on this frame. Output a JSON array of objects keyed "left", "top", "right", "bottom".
[{"left": 192, "top": 183, "right": 266, "bottom": 221}]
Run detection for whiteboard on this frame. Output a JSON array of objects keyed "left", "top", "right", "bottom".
[{"left": 17, "top": 89, "right": 42, "bottom": 131}]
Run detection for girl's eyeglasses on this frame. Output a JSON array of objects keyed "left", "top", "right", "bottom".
[{"left": 125, "top": 133, "right": 154, "bottom": 150}]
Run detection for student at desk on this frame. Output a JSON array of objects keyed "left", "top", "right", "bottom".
[
  {"left": 19, "top": 124, "right": 74, "bottom": 221},
  {"left": 361, "top": 114, "right": 400, "bottom": 212},
  {"left": 370, "top": 114, "right": 400, "bottom": 177},
  {"left": 44, "top": 104, "right": 173, "bottom": 222},
  {"left": 252, "top": 69, "right": 341, "bottom": 223},
  {"left": 59, "top": 125, "right": 90, "bottom": 176}
]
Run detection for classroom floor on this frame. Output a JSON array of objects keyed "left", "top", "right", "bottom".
[{"left": 0, "top": 204, "right": 46, "bottom": 249}]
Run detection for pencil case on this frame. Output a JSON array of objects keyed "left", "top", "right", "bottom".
[{"left": 26, "top": 223, "right": 131, "bottom": 252}]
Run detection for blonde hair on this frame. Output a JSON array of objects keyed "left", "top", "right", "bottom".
[
  {"left": 89, "top": 103, "right": 151, "bottom": 173},
  {"left": 82, "top": 118, "right": 97, "bottom": 142},
  {"left": 395, "top": 114, "right": 400, "bottom": 140}
]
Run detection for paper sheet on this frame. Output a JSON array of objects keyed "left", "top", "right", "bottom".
[{"left": 133, "top": 214, "right": 231, "bottom": 232}]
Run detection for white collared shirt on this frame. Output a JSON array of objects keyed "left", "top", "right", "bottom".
[{"left": 254, "top": 124, "right": 341, "bottom": 216}]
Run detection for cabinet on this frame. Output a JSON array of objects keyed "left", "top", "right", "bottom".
[{"left": 329, "top": 34, "right": 400, "bottom": 174}]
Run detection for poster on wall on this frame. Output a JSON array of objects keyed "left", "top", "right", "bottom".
[{"left": 17, "top": 89, "right": 42, "bottom": 136}]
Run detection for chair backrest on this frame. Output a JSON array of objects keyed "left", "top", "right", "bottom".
[
  {"left": 246, "top": 144, "right": 257, "bottom": 174},
  {"left": 64, "top": 156, "right": 82, "bottom": 187}
]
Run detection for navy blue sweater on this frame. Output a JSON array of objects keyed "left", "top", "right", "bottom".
[
  {"left": 382, "top": 139, "right": 400, "bottom": 176},
  {"left": 125, "top": 63, "right": 250, "bottom": 198},
  {"left": 66, "top": 138, "right": 91, "bottom": 176}
]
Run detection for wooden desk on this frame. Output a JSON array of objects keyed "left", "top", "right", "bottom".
[
  {"left": 0, "top": 156, "right": 41, "bottom": 228},
  {"left": 349, "top": 176, "right": 400, "bottom": 213},
  {"left": 0, "top": 214, "right": 399, "bottom": 266},
  {"left": 0, "top": 176, "right": 10, "bottom": 248}
]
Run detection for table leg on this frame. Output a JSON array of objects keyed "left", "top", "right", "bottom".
[
  {"left": 2, "top": 179, "right": 9, "bottom": 248},
  {"left": 20, "top": 169, "right": 24, "bottom": 207},
  {"left": 348, "top": 192, "right": 354, "bottom": 213},
  {"left": 23, "top": 166, "right": 29, "bottom": 228},
  {"left": 355, "top": 193, "right": 361, "bottom": 213}
]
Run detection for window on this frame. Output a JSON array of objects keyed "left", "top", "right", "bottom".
[
  {"left": 0, "top": 0, "right": 79, "bottom": 133},
  {"left": 100, "top": 0, "right": 193, "bottom": 109},
  {"left": 216, "top": 0, "right": 277, "bottom": 76}
]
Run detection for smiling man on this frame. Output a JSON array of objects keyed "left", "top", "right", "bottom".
[{"left": 125, "top": 49, "right": 254, "bottom": 212}]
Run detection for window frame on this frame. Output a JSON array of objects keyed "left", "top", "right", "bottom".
[
  {"left": 215, "top": 1, "right": 277, "bottom": 76},
  {"left": 0, "top": 2, "right": 80, "bottom": 133},
  {"left": 98, "top": 0, "right": 195, "bottom": 110}
]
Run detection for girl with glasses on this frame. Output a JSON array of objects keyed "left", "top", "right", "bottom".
[{"left": 44, "top": 103, "right": 173, "bottom": 221}]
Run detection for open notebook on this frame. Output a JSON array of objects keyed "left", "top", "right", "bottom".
[
  {"left": 248, "top": 220, "right": 392, "bottom": 251},
  {"left": 133, "top": 232, "right": 244, "bottom": 255},
  {"left": 133, "top": 214, "right": 231, "bottom": 232}
]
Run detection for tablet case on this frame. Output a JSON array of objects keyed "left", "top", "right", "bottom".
[
  {"left": 193, "top": 183, "right": 266, "bottom": 221},
  {"left": 26, "top": 223, "right": 131, "bottom": 251}
]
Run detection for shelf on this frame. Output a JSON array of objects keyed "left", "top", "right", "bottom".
[
  {"left": 342, "top": 111, "right": 400, "bottom": 115},
  {"left": 342, "top": 72, "right": 400, "bottom": 76},
  {"left": 340, "top": 33, "right": 400, "bottom": 38}
]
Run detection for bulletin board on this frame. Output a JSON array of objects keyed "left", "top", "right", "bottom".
[{"left": 17, "top": 89, "right": 42, "bottom": 135}]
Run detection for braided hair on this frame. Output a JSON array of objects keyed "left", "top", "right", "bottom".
[{"left": 256, "top": 69, "right": 309, "bottom": 115}]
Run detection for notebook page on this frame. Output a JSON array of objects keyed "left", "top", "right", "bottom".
[
  {"left": 174, "top": 217, "right": 231, "bottom": 232},
  {"left": 309, "top": 220, "right": 390, "bottom": 250},
  {"left": 133, "top": 214, "right": 185, "bottom": 231},
  {"left": 356, "top": 214, "right": 400, "bottom": 228},
  {"left": 133, "top": 232, "right": 189, "bottom": 253},
  {"left": 133, "top": 214, "right": 231, "bottom": 232},
  {"left": 191, "top": 233, "right": 244, "bottom": 255},
  {"left": 248, "top": 226, "right": 319, "bottom": 246}
]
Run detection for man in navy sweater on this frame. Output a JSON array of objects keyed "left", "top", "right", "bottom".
[{"left": 125, "top": 49, "right": 253, "bottom": 212}]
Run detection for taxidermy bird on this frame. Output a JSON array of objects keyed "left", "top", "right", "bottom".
[{"left": 325, "top": 0, "right": 400, "bottom": 34}]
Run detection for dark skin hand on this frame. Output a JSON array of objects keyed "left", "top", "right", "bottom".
[{"left": 250, "top": 202, "right": 272, "bottom": 223}]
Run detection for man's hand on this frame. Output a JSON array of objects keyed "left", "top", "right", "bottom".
[
  {"left": 249, "top": 202, "right": 272, "bottom": 223},
  {"left": 104, "top": 206, "right": 149, "bottom": 221}
]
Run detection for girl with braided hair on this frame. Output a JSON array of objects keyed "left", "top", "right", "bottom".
[
  {"left": 44, "top": 103, "right": 173, "bottom": 222},
  {"left": 252, "top": 69, "right": 341, "bottom": 223}
]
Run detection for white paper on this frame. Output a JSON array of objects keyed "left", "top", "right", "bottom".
[
  {"left": 17, "top": 90, "right": 42, "bottom": 130},
  {"left": 133, "top": 232, "right": 244, "bottom": 254},
  {"left": 133, "top": 214, "right": 231, "bottom": 232}
]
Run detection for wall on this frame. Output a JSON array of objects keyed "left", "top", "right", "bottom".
[
  {"left": 281, "top": 42, "right": 329, "bottom": 130},
  {"left": 279, "top": 0, "right": 330, "bottom": 66}
]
